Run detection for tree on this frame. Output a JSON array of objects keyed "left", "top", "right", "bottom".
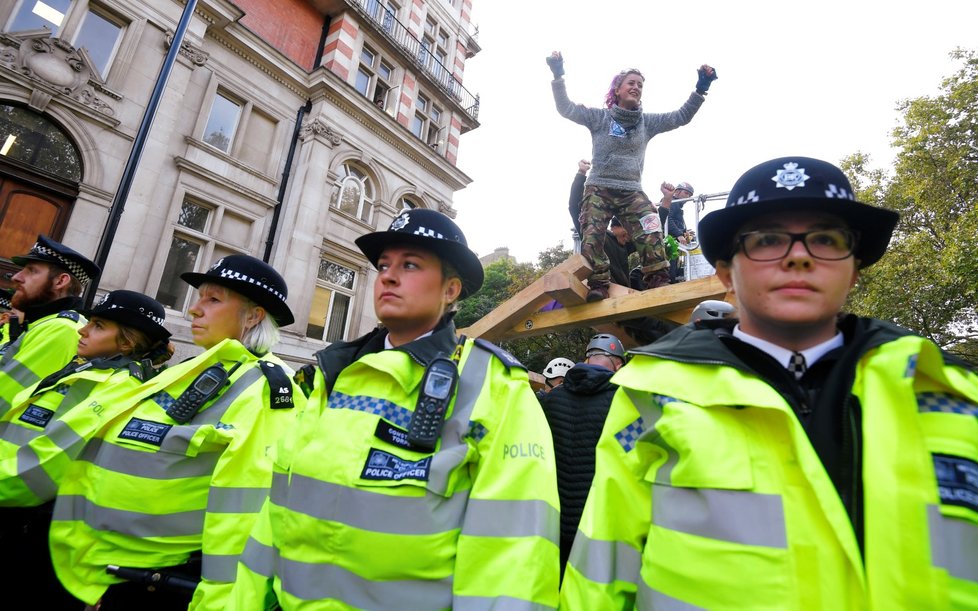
[{"left": 845, "top": 48, "right": 978, "bottom": 364}]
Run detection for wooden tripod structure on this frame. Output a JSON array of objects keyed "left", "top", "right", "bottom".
[{"left": 457, "top": 253, "right": 731, "bottom": 388}]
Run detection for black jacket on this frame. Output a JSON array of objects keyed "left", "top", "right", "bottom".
[{"left": 538, "top": 362, "right": 618, "bottom": 575}]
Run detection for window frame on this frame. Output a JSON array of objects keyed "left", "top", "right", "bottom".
[
  {"left": 306, "top": 257, "right": 358, "bottom": 344},
  {"left": 331, "top": 162, "right": 375, "bottom": 224}
]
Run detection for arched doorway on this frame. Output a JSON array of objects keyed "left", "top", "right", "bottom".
[{"left": 0, "top": 103, "right": 81, "bottom": 288}]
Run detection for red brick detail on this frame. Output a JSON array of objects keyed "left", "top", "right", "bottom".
[{"left": 235, "top": 0, "right": 323, "bottom": 71}]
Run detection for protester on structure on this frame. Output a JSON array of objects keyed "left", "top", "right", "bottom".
[
  {"left": 0, "top": 290, "right": 173, "bottom": 608},
  {"left": 689, "top": 299, "right": 736, "bottom": 323},
  {"left": 658, "top": 181, "right": 696, "bottom": 282},
  {"left": 538, "top": 333, "right": 625, "bottom": 580},
  {"left": 47, "top": 255, "right": 302, "bottom": 611},
  {"left": 0, "top": 236, "right": 100, "bottom": 415},
  {"left": 560, "top": 156, "right": 978, "bottom": 608},
  {"left": 547, "top": 51, "right": 717, "bottom": 301},
  {"left": 568, "top": 158, "right": 591, "bottom": 240},
  {"left": 229, "top": 208, "right": 560, "bottom": 610},
  {"left": 538, "top": 356, "right": 575, "bottom": 399}
]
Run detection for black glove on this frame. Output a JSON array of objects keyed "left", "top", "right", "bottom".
[
  {"left": 696, "top": 66, "right": 718, "bottom": 95},
  {"left": 546, "top": 54, "right": 564, "bottom": 79}
]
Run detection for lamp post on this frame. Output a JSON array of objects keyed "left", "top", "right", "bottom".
[{"left": 84, "top": 0, "right": 199, "bottom": 305}]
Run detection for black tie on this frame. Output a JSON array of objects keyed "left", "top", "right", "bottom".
[{"left": 788, "top": 352, "right": 807, "bottom": 380}]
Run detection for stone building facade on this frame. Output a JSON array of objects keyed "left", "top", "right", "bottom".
[{"left": 0, "top": 0, "right": 480, "bottom": 366}]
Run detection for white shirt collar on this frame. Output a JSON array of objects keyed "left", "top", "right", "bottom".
[
  {"left": 732, "top": 325, "right": 844, "bottom": 370},
  {"left": 384, "top": 329, "right": 434, "bottom": 350}
]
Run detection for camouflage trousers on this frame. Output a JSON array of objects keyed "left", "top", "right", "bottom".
[{"left": 579, "top": 186, "right": 667, "bottom": 286}]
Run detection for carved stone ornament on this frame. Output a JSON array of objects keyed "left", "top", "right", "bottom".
[
  {"left": 300, "top": 118, "right": 342, "bottom": 145},
  {"left": 3, "top": 33, "right": 115, "bottom": 116},
  {"left": 163, "top": 30, "right": 209, "bottom": 67}
]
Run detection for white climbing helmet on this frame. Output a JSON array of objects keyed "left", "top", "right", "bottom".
[
  {"left": 543, "top": 357, "right": 575, "bottom": 380},
  {"left": 690, "top": 299, "right": 736, "bottom": 323}
]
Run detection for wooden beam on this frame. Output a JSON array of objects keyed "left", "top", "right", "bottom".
[
  {"left": 491, "top": 275, "right": 728, "bottom": 342},
  {"left": 459, "top": 254, "right": 591, "bottom": 341}
]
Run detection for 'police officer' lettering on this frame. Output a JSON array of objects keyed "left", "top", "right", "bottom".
[
  {"left": 361, "top": 448, "right": 431, "bottom": 482},
  {"left": 934, "top": 453, "right": 978, "bottom": 513},
  {"left": 118, "top": 417, "right": 173, "bottom": 447}
]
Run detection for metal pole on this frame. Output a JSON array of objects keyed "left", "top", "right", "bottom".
[{"left": 83, "top": 0, "right": 199, "bottom": 306}]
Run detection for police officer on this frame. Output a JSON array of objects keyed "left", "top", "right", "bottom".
[
  {"left": 561, "top": 157, "right": 978, "bottom": 608},
  {"left": 0, "top": 235, "right": 100, "bottom": 415},
  {"left": 230, "top": 209, "right": 561, "bottom": 609},
  {"left": 538, "top": 333, "right": 626, "bottom": 579},
  {"left": 48, "top": 255, "right": 303, "bottom": 611},
  {"left": 0, "top": 290, "right": 173, "bottom": 609}
]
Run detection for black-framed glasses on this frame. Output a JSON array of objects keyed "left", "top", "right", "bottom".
[{"left": 736, "top": 228, "right": 858, "bottom": 262}]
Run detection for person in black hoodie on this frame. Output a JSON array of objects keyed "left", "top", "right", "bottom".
[{"left": 538, "top": 333, "right": 626, "bottom": 579}]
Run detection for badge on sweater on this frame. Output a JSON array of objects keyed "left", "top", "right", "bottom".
[{"left": 609, "top": 120, "right": 627, "bottom": 138}]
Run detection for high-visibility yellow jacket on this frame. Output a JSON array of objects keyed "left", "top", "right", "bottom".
[
  {"left": 0, "top": 355, "right": 160, "bottom": 506},
  {"left": 229, "top": 320, "right": 561, "bottom": 610},
  {"left": 561, "top": 317, "right": 978, "bottom": 610},
  {"left": 49, "top": 338, "right": 303, "bottom": 610},
  {"left": 0, "top": 309, "right": 84, "bottom": 417}
]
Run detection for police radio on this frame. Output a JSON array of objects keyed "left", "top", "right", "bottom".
[
  {"left": 406, "top": 349, "right": 462, "bottom": 452},
  {"left": 166, "top": 359, "right": 243, "bottom": 424}
]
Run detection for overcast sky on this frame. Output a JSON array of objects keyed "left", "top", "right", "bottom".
[{"left": 451, "top": 1, "right": 977, "bottom": 263}]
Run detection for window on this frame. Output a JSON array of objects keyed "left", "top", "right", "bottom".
[
  {"left": 434, "top": 29, "right": 450, "bottom": 83},
  {"left": 355, "top": 46, "right": 395, "bottom": 111},
  {"left": 155, "top": 199, "right": 256, "bottom": 312},
  {"left": 331, "top": 163, "right": 374, "bottom": 223},
  {"left": 7, "top": 1, "right": 125, "bottom": 80},
  {"left": 398, "top": 196, "right": 420, "bottom": 212},
  {"left": 156, "top": 200, "right": 211, "bottom": 311},
  {"left": 202, "top": 91, "right": 241, "bottom": 153},
  {"left": 306, "top": 259, "right": 357, "bottom": 343},
  {"left": 411, "top": 93, "right": 431, "bottom": 140},
  {"left": 0, "top": 103, "right": 81, "bottom": 181},
  {"left": 426, "top": 105, "right": 443, "bottom": 148}
]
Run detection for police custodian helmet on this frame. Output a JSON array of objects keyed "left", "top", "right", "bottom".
[
  {"left": 698, "top": 156, "right": 900, "bottom": 268},
  {"left": 356, "top": 208, "right": 485, "bottom": 299},
  {"left": 181, "top": 255, "right": 294, "bottom": 326}
]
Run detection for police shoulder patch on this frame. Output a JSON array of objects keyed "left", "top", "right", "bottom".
[
  {"left": 58, "top": 310, "right": 80, "bottom": 322},
  {"left": 473, "top": 338, "right": 526, "bottom": 371}
]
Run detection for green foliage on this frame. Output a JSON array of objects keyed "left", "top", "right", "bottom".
[{"left": 844, "top": 48, "right": 978, "bottom": 364}]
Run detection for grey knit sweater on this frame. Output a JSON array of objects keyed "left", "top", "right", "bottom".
[{"left": 552, "top": 78, "right": 704, "bottom": 192}]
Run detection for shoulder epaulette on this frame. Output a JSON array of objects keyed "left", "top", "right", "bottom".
[
  {"left": 473, "top": 338, "right": 526, "bottom": 371},
  {"left": 259, "top": 359, "right": 295, "bottom": 409},
  {"left": 57, "top": 310, "right": 80, "bottom": 322}
]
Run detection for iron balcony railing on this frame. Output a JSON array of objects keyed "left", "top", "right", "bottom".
[{"left": 349, "top": 0, "right": 480, "bottom": 121}]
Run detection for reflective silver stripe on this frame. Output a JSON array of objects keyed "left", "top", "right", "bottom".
[
  {"left": 276, "top": 472, "right": 469, "bottom": 535},
  {"left": 427, "top": 340, "right": 490, "bottom": 494},
  {"left": 653, "top": 485, "right": 787, "bottom": 548},
  {"left": 52, "top": 493, "right": 204, "bottom": 537},
  {"left": 240, "top": 536, "right": 277, "bottom": 577},
  {"left": 200, "top": 552, "right": 238, "bottom": 582},
  {"left": 461, "top": 497, "right": 559, "bottom": 539},
  {"left": 53, "top": 379, "right": 98, "bottom": 417},
  {"left": 637, "top": 581, "right": 705, "bottom": 610},
  {"left": 3, "top": 360, "right": 40, "bottom": 388},
  {"left": 0, "top": 420, "right": 44, "bottom": 446},
  {"left": 17, "top": 444, "right": 57, "bottom": 500},
  {"left": 277, "top": 554, "right": 452, "bottom": 608},
  {"left": 16, "top": 417, "right": 87, "bottom": 500},
  {"left": 0, "top": 396, "right": 10, "bottom": 416},
  {"left": 566, "top": 529, "right": 642, "bottom": 586},
  {"left": 79, "top": 437, "right": 221, "bottom": 479},
  {"left": 928, "top": 504, "right": 978, "bottom": 582},
  {"left": 207, "top": 485, "right": 269, "bottom": 514},
  {"left": 453, "top": 595, "right": 554, "bottom": 610}
]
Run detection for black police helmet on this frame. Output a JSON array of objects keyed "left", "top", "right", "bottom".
[
  {"left": 12, "top": 235, "right": 101, "bottom": 285},
  {"left": 181, "top": 255, "right": 294, "bottom": 326},
  {"left": 79, "top": 290, "right": 171, "bottom": 343},
  {"left": 699, "top": 157, "right": 899, "bottom": 268},
  {"left": 356, "top": 208, "right": 484, "bottom": 299}
]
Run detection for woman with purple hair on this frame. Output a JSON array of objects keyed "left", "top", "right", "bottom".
[{"left": 547, "top": 51, "right": 717, "bottom": 301}]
